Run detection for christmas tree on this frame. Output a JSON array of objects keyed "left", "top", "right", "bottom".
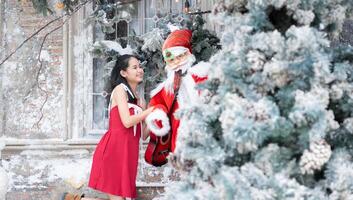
[{"left": 163, "top": 0, "right": 353, "bottom": 199}]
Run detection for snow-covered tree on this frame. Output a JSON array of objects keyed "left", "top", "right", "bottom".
[{"left": 163, "top": 0, "right": 353, "bottom": 199}]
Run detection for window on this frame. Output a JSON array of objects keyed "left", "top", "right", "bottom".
[{"left": 89, "top": 0, "right": 142, "bottom": 136}]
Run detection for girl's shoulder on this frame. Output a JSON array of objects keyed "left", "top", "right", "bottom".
[{"left": 112, "top": 84, "right": 128, "bottom": 97}]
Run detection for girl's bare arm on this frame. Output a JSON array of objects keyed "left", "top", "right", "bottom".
[{"left": 114, "top": 85, "right": 153, "bottom": 128}]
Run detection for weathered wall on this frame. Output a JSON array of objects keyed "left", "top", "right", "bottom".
[
  {"left": 1, "top": 0, "right": 64, "bottom": 139},
  {"left": 0, "top": 0, "right": 5, "bottom": 139}
]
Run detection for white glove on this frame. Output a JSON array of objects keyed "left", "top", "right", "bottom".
[{"left": 146, "top": 109, "right": 170, "bottom": 136}]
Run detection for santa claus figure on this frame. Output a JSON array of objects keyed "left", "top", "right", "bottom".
[{"left": 146, "top": 29, "right": 209, "bottom": 152}]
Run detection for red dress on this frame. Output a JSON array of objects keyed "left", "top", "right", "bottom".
[{"left": 88, "top": 100, "right": 141, "bottom": 198}]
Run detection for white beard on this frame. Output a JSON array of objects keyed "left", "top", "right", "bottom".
[
  {"left": 177, "top": 73, "right": 201, "bottom": 107},
  {"left": 150, "top": 54, "right": 200, "bottom": 108},
  {"left": 164, "top": 54, "right": 196, "bottom": 93},
  {"left": 164, "top": 55, "right": 200, "bottom": 107}
]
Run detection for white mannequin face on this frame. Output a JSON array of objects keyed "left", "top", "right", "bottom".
[{"left": 165, "top": 51, "right": 192, "bottom": 71}]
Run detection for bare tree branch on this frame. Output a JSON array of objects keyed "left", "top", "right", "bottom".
[
  {"left": 0, "top": 17, "right": 62, "bottom": 66},
  {"left": 0, "top": 0, "right": 141, "bottom": 66},
  {"left": 0, "top": 0, "right": 91, "bottom": 129},
  {"left": 1, "top": 0, "right": 140, "bottom": 129},
  {"left": 32, "top": 24, "right": 64, "bottom": 129},
  {"left": 0, "top": 0, "right": 92, "bottom": 66},
  {"left": 28, "top": 0, "right": 94, "bottom": 129}
]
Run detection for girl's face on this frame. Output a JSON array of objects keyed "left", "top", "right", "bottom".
[{"left": 121, "top": 57, "right": 144, "bottom": 84}]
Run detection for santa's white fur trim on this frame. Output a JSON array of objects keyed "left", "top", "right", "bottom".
[
  {"left": 151, "top": 54, "right": 197, "bottom": 98},
  {"left": 146, "top": 109, "right": 170, "bottom": 136},
  {"left": 189, "top": 61, "right": 211, "bottom": 78},
  {"left": 177, "top": 73, "right": 200, "bottom": 107},
  {"left": 150, "top": 82, "right": 166, "bottom": 97}
]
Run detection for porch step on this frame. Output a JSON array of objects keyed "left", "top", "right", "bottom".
[
  {"left": 1, "top": 144, "right": 178, "bottom": 200},
  {"left": 6, "top": 186, "right": 165, "bottom": 200}
]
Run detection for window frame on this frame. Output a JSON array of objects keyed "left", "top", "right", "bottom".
[{"left": 85, "top": 0, "right": 146, "bottom": 138}]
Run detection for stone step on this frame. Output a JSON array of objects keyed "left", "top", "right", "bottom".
[
  {"left": 6, "top": 186, "right": 165, "bottom": 200},
  {"left": 1, "top": 144, "right": 178, "bottom": 200}
]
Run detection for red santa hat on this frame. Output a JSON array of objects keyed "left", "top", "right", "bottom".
[{"left": 162, "top": 29, "right": 192, "bottom": 60}]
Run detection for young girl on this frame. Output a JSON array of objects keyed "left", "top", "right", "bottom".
[{"left": 62, "top": 55, "right": 153, "bottom": 200}]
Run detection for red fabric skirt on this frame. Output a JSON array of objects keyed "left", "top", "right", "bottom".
[{"left": 88, "top": 106, "right": 141, "bottom": 198}]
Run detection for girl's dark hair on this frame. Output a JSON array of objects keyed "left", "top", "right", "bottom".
[{"left": 110, "top": 54, "right": 136, "bottom": 103}]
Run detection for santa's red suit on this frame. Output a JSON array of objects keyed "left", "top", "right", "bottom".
[{"left": 146, "top": 29, "right": 210, "bottom": 152}]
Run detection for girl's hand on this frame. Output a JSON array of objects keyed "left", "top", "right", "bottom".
[{"left": 146, "top": 106, "right": 154, "bottom": 114}]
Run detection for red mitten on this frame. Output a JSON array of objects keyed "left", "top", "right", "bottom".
[
  {"left": 146, "top": 109, "right": 170, "bottom": 136},
  {"left": 155, "top": 120, "right": 164, "bottom": 129}
]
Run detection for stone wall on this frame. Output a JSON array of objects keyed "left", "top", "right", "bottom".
[{"left": 0, "top": 0, "right": 64, "bottom": 139}]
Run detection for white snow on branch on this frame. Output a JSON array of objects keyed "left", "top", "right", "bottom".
[{"left": 96, "top": 40, "right": 133, "bottom": 55}]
